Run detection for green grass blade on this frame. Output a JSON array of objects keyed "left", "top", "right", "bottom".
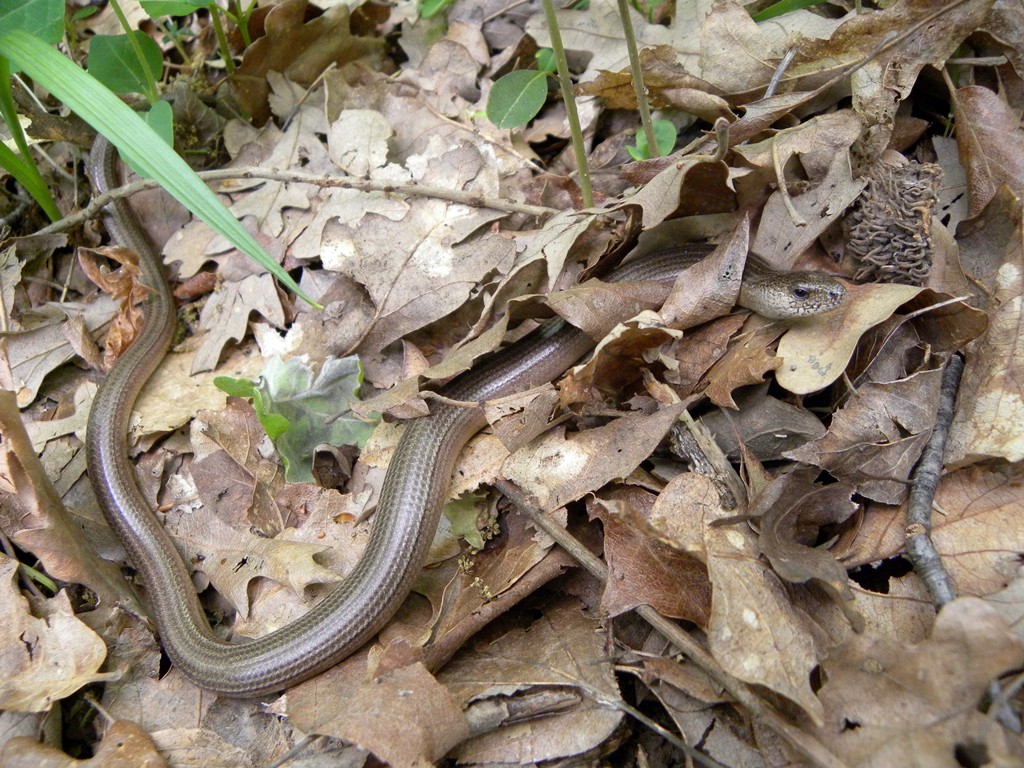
[{"left": 0, "top": 30, "right": 314, "bottom": 305}]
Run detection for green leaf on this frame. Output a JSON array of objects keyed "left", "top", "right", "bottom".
[
  {"left": 141, "top": 0, "right": 206, "bottom": 15},
  {"left": 0, "top": 138, "right": 59, "bottom": 218},
  {"left": 88, "top": 32, "right": 164, "bottom": 97},
  {"left": 419, "top": 0, "right": 454, "bottom": 19},
  {"left": 486, "top": 69, "right": 549, "bottom": 129},
  {"left": 253, "top": 390, "right": 290, "bottom": 441},
  {"left": 213, "top": 375, "right": 256, "bottom": 397},
  {"left": 142, "top": 99, "right": 174, "bottom": 148},
  {"left": 0, "top": 30, "right": 314, "bottom": 305},
  {"left": 535, "top": 48, "right": 556, "bottom": 73},
  {"left": 751, "top": 0, "right": 824, "bottom": 22},
  {"left": 0, "top": 0, "right": 63, "bottom": 43},
  {"left": 628, "top": 118, "right": 677, "bottom": 160},
  {"left": 221, "top": 356, "right": 375, "bottom": 484},
  {"left": 0, "top": 56, "right": 60, "bottom": 220}
]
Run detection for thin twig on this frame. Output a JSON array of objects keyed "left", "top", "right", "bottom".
[
  {"left": 905, "top": 353, "right": 963, "bottom": 608},
  {"left": 765, "top": 48, "right": 796, "bottom": 99},
  {"left": 38, "top": 167, "right": 559, "bottom": 237}
]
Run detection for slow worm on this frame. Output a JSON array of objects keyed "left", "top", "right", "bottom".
[{"left": 86, "top": 138, "right": 845, "bottom": 696}]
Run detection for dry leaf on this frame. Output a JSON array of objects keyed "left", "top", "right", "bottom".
[
  {"left": 700, "top": 386, "right": 827, "bottom": 460},
  {"left": 847, "top": 461, "right": 1024, "bottom": 598},
  {"left": 191, "top": 273, "right": 285, "bottom": 374},
  {"left": 166, "top": 507, "right": 341, "bottom": 619},
  {"left": 0, "top": 391, "right": 141, "bottom": 620},
  {"left": 231, "top": 0, "right": 383, "bottom": 125},
  {"left": 1, "top": 720, "right": 165, "bottom": 768},
  {"left": 700, "top": 477, "right": 826, "bottom": 725},
  {"left": 441, "top": 598, "right": 623, "bottom": 764},
  {"left": 808, "top": 598, "right": 1024, "bottom": 767},
  {"left": 292, "top": 662, "right": 468, "bottom": 768},
  {"left": 589, "top": 489, "right": 711, "bottom": 626},
  {"left": 502, "top": 402, "right": 687, "bottom": 512},
  {"left": 953, "top": 84, "right": 1024, "bottom": 215},
  {"left": 785, "top": 366, "right": 945, "bottom": 504},
  {"left": 0, "top": 557, "right": 111, "bottom": 712},
  {"left": 77, "top": 245, "right": 148, "bottom": 368},
  {"left": 946, "top": 191, "right": 1024, "bottom": 465},
  {"left": 752, "top": 468, "right": 859, "bottom": 602},
  {"left": 775, "top": 282, "right": 924, "bottom": 395}
]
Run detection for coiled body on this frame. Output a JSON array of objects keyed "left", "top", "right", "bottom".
[{"left": 86, "top": 138, "right": 844, "bottom": 696}]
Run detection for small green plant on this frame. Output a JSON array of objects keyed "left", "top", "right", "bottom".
[
  {"left": 627, "top": 118, "right": 677, "bottom": 160},
  {"left": 485, "top": 49, "right": 557, "bottom": 130},
  {"left": 215, "top": 356, "right": 376, "bottom": 483},
  {"left": 140, "top": 0, "right": 257, "bottom": 70},
  {"left": 87, "top": 0, "right": 173, "bottom": 142},
  {"left": 485, "top": 0, "right": 668, "bottom": 206}
]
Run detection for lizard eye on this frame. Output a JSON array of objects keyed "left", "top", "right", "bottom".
[{"left": 792, "top": 286, "right": 809, "bottom": 299}]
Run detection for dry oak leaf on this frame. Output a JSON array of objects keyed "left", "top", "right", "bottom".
[
  {"left": 332, "top": 142, "right": 514, "bottom": 359},
  {"left": 291, "top": 662, "right": 469, "bottom": 768},
  {"left": 1, "top": 295, "right": 116, "bottom": 406},
  {"left": 188, "top": 397, "right": 290, "bottom": 535},
  {"left": 222, "top": 115, "right": 327, "bottom": 240},
  {"left": 0, "top": 556, "right": 112, "bottom": 712},
  {"left": 77, "top": 245, "right": 148, "bottom": 368},
  {"left": 191, "top": 272, "right": 286, "bottom": 375},
  {"left": 658, "top": 224, "right": 749, "bottom": 330},
  {"left": 475, "top": 210, "right": 596, "bottom": 330},
  {"left": 784, "top": 365, "right": 945, "bottom": 505},
  {"left": 700, "top": 480, "right": 826, "bottom": 726},
  {"left": 165, "top": 506, "right": 341, "bottom": 620},
  {"left": 227, "top": 103, "right": 400, "bottom": 269},
  {"left": 232, "top": 491, "right": 372, "bottom": 639},
  {"left": 1, "top": 720, "right": 165, "bottom": 768},
  {"left": 440, "top": 597, "right": 622, "bottom": 765},
  {"left": 807, "top": 597, "right": 1024, "bottom": 767},
  {"left": 588, "top": 488, "right": 712, "bottom": 627},
  {"left": 845, "top": 462, "right": 1024, "bottom": 598},
  {"left": 502, "top": 402, "right": 687, "bottom": 513},
  {"left": 484, "top": 385, "right": 564, "bottom": 453},
  {"left": 953, "top": 85, "right": 1024, "bottom": 216},
  {"left": 665, "top": 313, "right": 747, "bottom": 396},
  {"left": 702, "top": 318, "right": 783, "bottom": 408},
  {"left": 946, "top": 211, "right": 1024, "bottom": 466},
  {"left": 230, "top": 0, "right": 383, "bottom": 126}
]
